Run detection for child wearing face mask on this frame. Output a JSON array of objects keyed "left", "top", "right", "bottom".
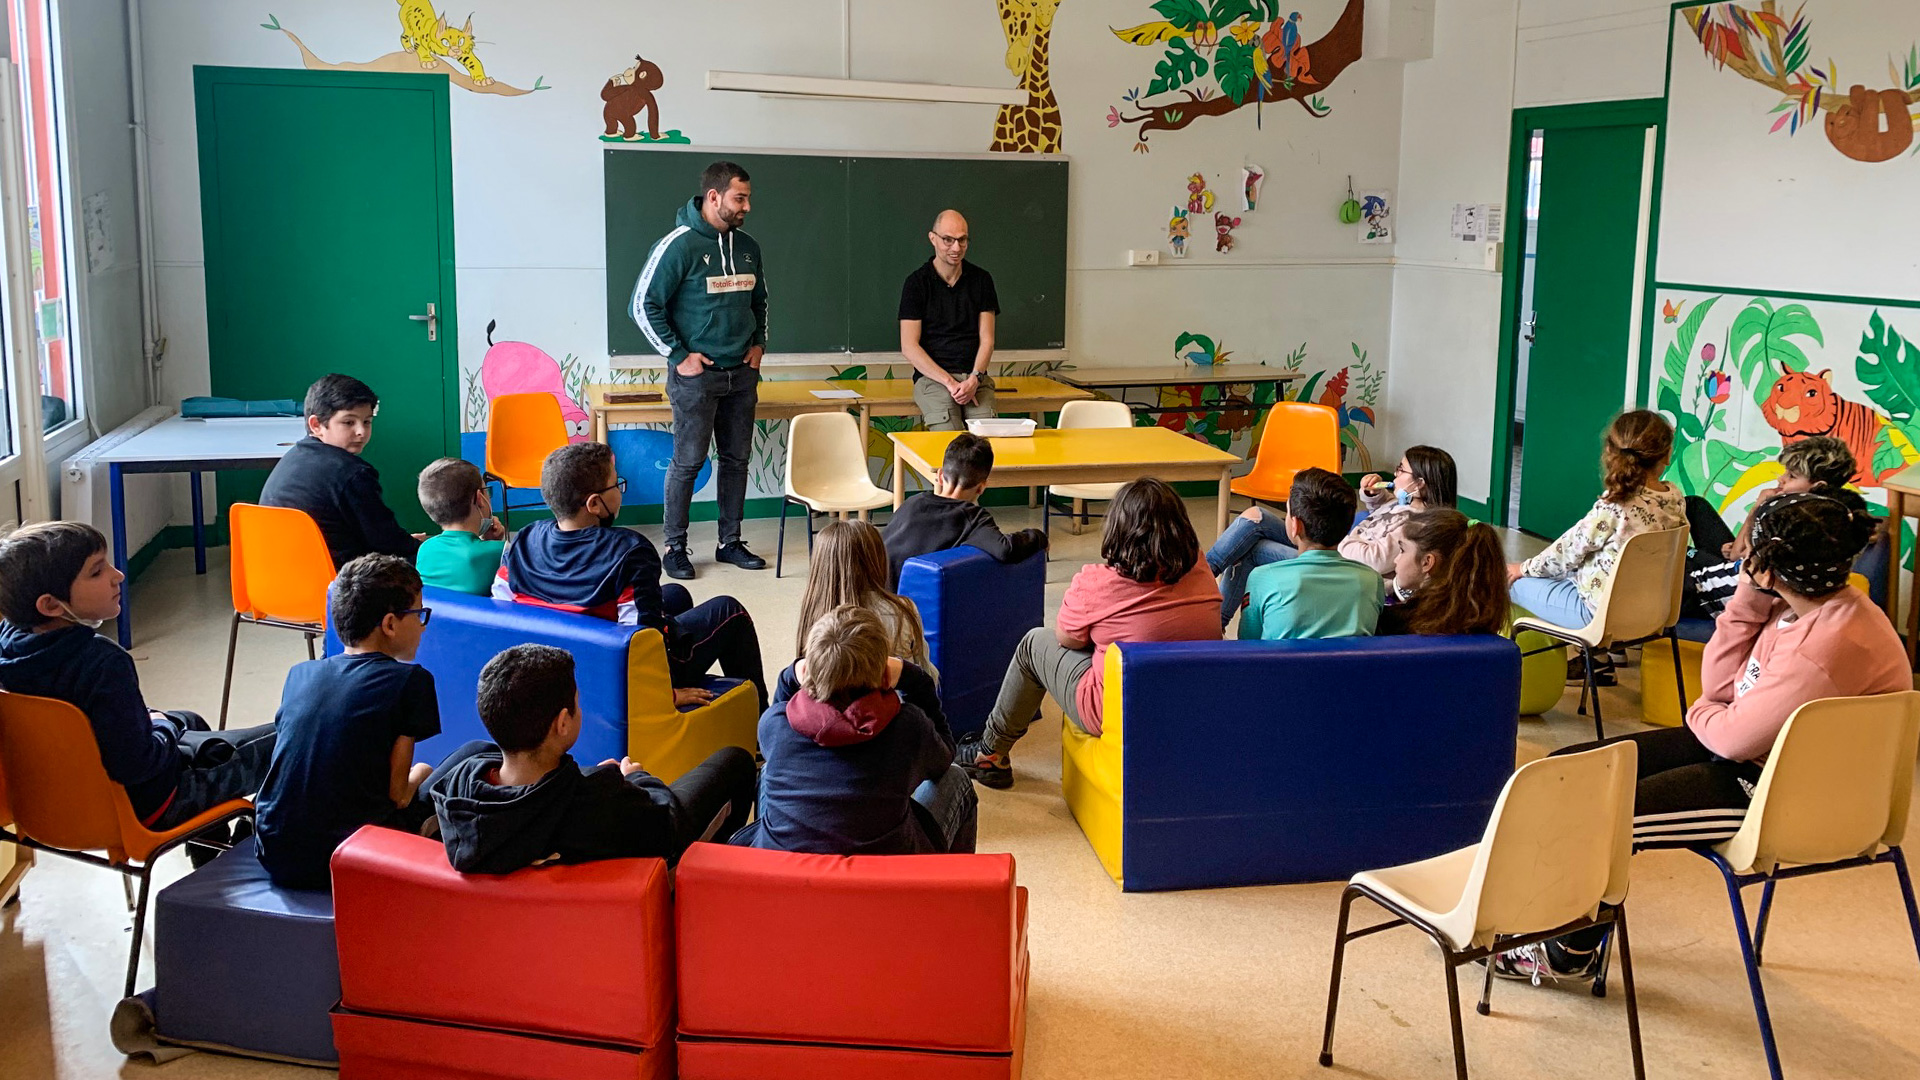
[
  {"left": 0, "top": 522, "right": 277, "bottom": 842},
  {"left": 493, "top": 441, "right": 767, "bottom": 711}
]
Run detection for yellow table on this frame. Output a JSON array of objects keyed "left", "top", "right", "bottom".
[
  {"left": 888, "top": 427, "right": 1244, "bottom": 535},
  {"left": 587, "top": 376, "right": 1090, "bottom": 442}
]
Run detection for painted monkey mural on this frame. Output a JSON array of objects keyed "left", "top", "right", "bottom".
[{"left": 603, "top": 55, "right": 665, "bottom": 140}]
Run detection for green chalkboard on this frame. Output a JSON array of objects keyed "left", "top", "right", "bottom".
[{"left": 604, "top": 148, "right": 1067, "bottom": 358}]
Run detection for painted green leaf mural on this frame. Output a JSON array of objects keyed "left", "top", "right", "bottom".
[
  {"left": 1671, "top": 438, "right": 1773, "bottom": 504},
  {"left": 1856, "top": 309, "right": 1920, "bottom": 426},
  {"left": 1151, "top": 0, "right": 1207, "bottom": 28},
  {"left": 1658, "top": 294, "right": 1719, "bottom": 417},
  {"left": 1728, "top": 298, "right": 1823, "bottom": 411},
  {"left": 1146, "top": 37, "right": 1208, "bottom": 96},
  {"left": 1213, "top": 36, "right": 1256, "bottom": 103},
  {"left": 1874, "top": 424, "right": 1907, "bottom": 478}
]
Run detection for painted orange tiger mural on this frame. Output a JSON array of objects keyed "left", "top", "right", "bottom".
[{"left": 1761, "top": 366, "right": 1898, "bottom": 485}]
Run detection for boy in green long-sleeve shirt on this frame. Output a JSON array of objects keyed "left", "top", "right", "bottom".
[
  {"left": 1238, "top": 468, "right": 1383, "bottom": 640},
  {"left": 415, "top": 458, "right": 507, "bottom": 595}
]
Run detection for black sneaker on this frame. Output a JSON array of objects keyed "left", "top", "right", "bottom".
[
  {"left": 954, "top": 735, "right": 1013, "bottom": 790},
  {"left": 1566, "top": 655, "right": 1617, "bottom": 686},
  {"left": 663, "top": 546, "right": 695, "bottom": 580},
  {"left": 715, "top": 541, "right": 767, "bottom": 570}
]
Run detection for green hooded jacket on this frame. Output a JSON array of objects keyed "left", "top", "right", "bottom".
[{"left": 630, "top": 197, "right": 768, "bottom": 369}]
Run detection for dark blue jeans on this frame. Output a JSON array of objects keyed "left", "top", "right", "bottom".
[
  {"left": 662, "top": 583, "right": 768, "bottom": 711},
  {"left": 664, "top": 363, "right": 760, "bottom": 550}
]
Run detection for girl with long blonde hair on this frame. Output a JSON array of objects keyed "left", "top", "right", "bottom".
[{"left": 796, "top": 520, "right": 934, "bottom": 677}]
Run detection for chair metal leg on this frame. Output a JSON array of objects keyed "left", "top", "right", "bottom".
[
  {"left": 120, "top": 872, "right": 135, "bottom": 912},
  {"left": 1441, "top": 946, "right": 1471, "bottom": 1080},
  {"left": 1477, "top": 936, "right": 1498, "bottom": 1015},
  {"left": 1318, "top": 887, "right": 1357, "bottom": 1067},
  {"left": 305, "top": 632, "right": 318, "bottom": 661},
  {"left": 1716, "top": 859, "right": 1786, "bottom": 1080},
  {"left": 1592, "top": 924, "right": 1613, "bottom": 998},
  {"left": 1614, "top": 907, "right": 1648, "bottom": 1080},
  {"left": 1586, "top": 647, "right": 1605, "bottom": 741},
  {"left": 1753, "top": 876, "right": 1778, "bottom": 967},
  {"left": 776, "top": 497, "right": 791, "bottom": 578},
  {"left": 1890, "top": 846, "right": 1920, "bottom": 967},
  {"left": 805, "top": 506, "right": 816, "bottom": 553},
  {"left": 123, "top": 866, "right": 153, "bottom": 999},
  {"left": 217, "top": 611, "right": 241, "bottom": 730},
  {"left": 1669, "top": 628, "right": 1688, "bottom": 719}
]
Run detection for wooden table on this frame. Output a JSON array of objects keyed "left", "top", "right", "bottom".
[
  {"left": 1056, "top": 364, "right": 1301, "bottom": 419},
  {"left": 888, "top": 427, "right": 1244, "bottom": 535},
  {"left": 1881, "top": 463, "right": 1920, "bottom": 665},
  {"left": 587, "top": 375, "right": 1090, "bottom": 442}
]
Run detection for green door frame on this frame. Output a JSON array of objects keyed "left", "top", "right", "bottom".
[
  {"left": 193, "top": 66, "right": 461, "bottom": 483},
  {"left": 1488, "top": 97, "right": 1667, "bottom": 528}
]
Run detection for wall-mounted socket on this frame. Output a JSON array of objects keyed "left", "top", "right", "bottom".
[{"left": 1127, "top": 249, "right": 1160, "bottom": 267}]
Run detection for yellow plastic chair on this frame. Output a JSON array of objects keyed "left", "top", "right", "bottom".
[
  {"left": 485, "top": 392, "right": 570, "bottom": 529},
  {"left": 0, "top": 691, "right": 253, "bottom": 996},
  {"left": 1320, "top": 742, "right": 1644, "bottom": 1080},
  {"left": 1043, "top": 399, "right": 1135, "bottom": 536},
  {"left": 1690, "top": 691, "right": 1920, "bottom": 1080},
  {"left": 778, "top": 411, "right": 893, "bottom": 578},
  {"left": 622, "top": 627, "right": 760, "bottom": 782},
  {"left": 221, "top": 504, "right": 336, "bottom": 729},
  {"left": 1512, "top": 526, "right": 1689, "bottom": 741},
  {"left": 1229, "top": 401, "right": 1340, "bottom": 505}
]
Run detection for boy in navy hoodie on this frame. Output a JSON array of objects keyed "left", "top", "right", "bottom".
[
  {"left": 882, "top": 432, "right": 1046, "bottom": 589},
  {"left": 260, "top": 373, "right": 422, "bottom": 570},
  {"left": 493, "top": 441, "right": 768, "bottom": 710},
  {"left": 731, "top": 605, "right": 976, "bottom": 855},
  {"left": 0, "top": 522, "right": 275, "bottom": 834},
  {"left": 429, "top": 644, "right": 756, "bottom": 873}
]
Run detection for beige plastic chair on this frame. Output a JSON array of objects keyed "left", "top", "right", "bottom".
[
  {"left": 1511, "top": 525, "right": 1689, "bottom": 741},
  {"left": 1320, "top": 742, "right": 1644, "bottom": 1080},
  {"left": 778, "top": 411, "right": 893, "bottom": 577},
  {"left": 1690, "top": 690, "right": 1920, "bottom": 1080},
  {"left": 1043, "top": 399, "right": 1134, "bottom": 535}
]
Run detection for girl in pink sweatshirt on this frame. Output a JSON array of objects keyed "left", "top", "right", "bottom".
[{"left": 1500, "top": 490, "right": 1905, "bottom": 985}]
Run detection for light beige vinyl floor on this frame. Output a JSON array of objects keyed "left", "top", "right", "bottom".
[{"left": 4, "top": 503, "right": 1919, "bottom": 1079}]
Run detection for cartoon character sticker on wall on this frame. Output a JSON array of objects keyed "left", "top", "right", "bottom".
[
  {"left": 479, "top": 321, "right": 591, "bottom": 442},
  {"left": 1241, "top": 164, "right": 1265, "bottom": 210},
  {"left": 1358, "top": 189, "right": 1392, "bottom": 243},
  {"left": 601, "top": 55, "right": 688, "bottom": 143},
  {"left": 1213, "top": 211, "right": 1241, "bottom": 252},
  {"left": 1168, "top": 207, "right": 1190, "bottom": 257},
  {"left": 1185, "top": 173, "right": 1216, "bottom": 213},
  {"left": 260, "top": 6, "right": 548, "bottom": 96}
]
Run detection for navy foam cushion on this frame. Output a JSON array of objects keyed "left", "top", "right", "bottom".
[
  {"left": 1116, "top": 635, "right": 1520, "bottom": 891},
  {"left": 154, "top": 836, "right": 340, "bottom": 1062},
  {"left": 328, "top": 586, "right": 636, "bottom": 765},
  {"left": 899, "top": 547, "right": 1046, "bottom": 738}
]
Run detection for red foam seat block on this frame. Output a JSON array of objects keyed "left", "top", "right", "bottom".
[
  {"left": 330, "top": 827, "right": 674, "bottom": 1049},
  {"left": 332, "top": 1009, "right": 672, "bottom": 1080},
  {"left": 674, "top": 842, "right": 1028, "bottom": 1054}
]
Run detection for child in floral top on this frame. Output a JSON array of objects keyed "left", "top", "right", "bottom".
[{"left": 1507, "top": 410, "right": 1687, "bottom": 631}]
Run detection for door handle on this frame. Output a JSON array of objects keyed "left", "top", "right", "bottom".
[
  {"left": 408, "top": 302, "right": 438, "bottom": 342},
  {"left": 1522, "top": 310, "right": 1537, "bottom": 344}
]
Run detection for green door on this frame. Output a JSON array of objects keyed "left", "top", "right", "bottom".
[
  {"left": 1517, "top": 123, "right": 1649, "bottom": 537},
  {"left": 196, "top": 67, "right": 457, "bottom": 533}
]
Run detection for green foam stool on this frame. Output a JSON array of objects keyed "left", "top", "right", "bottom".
[{"left": 1508, "top": 605, "right": 1568, "bottom": 717}]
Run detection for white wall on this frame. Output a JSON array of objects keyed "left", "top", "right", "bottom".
[{"left": 131, "top": 0, "right": 1405, "bottom": 517}]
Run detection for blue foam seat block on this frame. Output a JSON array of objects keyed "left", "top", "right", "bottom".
[{"left": 899, "top": 546, "right": 1047, "bottom": 739}]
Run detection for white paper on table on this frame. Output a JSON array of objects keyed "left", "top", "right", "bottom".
[{"left": 810, "top": 389, "right": 862, "bottom": 400}]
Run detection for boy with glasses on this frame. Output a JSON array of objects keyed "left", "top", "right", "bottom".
[
  {"left": 899, "top": 209, "right": 1002, "bottom": 431},
  {"left": 254, "top": 554, "right": 442, "bottom": 889},
  {"left": 495, "top": 442, "right": 767, "bottom": 709}
]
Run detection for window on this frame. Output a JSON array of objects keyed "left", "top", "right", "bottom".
[
  {"left": 7, "top": 0, "right": 80, "bottom": 436},
  {"left": 1524, "top": 131, "right": 1544, "bottom": 221}
]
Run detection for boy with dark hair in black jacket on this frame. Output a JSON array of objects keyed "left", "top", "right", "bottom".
[
  {"left": 261, "top": 373, "right": 422, "bottom": 569},
  {"left": 429, "top": 643, "right": 756, "bottom": 874},
  {"left": 882, "top": 432, "right": 1046, "bottom": 589},
  {"left": 0, "top": 522, "right": 275, "bottom": 832}
]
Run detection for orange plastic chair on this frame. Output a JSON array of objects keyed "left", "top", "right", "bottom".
[
  {"left": 221, "top": 503, "right": 336, "bottom": 729},
  {"left": 0, "top": 691, "right": 253, "bottom": 996},
  {"left": 1229, "top": 401, "right": 1342, "bottom": 505},
  {"left": 485, "top": 393, "right": 570, "bottom": 529}
]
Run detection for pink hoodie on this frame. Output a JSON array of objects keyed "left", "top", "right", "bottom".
[{"left": 1687, "top": 578, "right": 1909, "bottom": 763}]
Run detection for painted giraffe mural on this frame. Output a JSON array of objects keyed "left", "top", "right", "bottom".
[{"left": 990, "top": 0, "right": 1063, "bottom": 153}]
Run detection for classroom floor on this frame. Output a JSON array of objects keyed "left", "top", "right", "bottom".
[{"left": 5, "top": 502, "right": 1920, "bottom": 1079}]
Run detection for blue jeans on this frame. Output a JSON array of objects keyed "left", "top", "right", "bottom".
[
  {"left": 1205, "top": 506, "right": 1298, "bottom": 625},
  {"left": 911, "top": 766, "right": 979, "bottom": 853},
  {"left": 664, "top": 364, "right": 760, "bottom": 550},
  {"left": 1510, "top": 576, "right": 1593, "bottom": 631},
  {"left": 661, "top": 583, "right": 767, "bottom": 711}
]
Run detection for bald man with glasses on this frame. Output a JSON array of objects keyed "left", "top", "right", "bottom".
[{"left": 899, "top": 209, "right": 1002, "bottom": 431}]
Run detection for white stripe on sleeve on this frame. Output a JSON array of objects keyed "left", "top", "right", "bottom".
[{"left": 632, "top": 225, "right": 691, "bottom": 357}]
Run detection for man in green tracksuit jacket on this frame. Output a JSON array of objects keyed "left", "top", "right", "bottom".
[{"left": 631, "top": 160, "right": 770, "bottom": 580}]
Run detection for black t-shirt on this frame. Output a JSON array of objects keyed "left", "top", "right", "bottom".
[
  {"left": 255, "top": 652, "right": 441, "bottom": 889},
  {"left": 897, "top": 259, "right": 1000, "bottom": 379}
]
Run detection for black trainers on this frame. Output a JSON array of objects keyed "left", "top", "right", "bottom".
[
  {"left": 954, "top": 735, "right": 1013, "bottom": 790},
  {"left": 663, "top": 546, "right": 695, "bottom": 580},
  {"left": 1566, "top": 654, "right": 1617, "bottom": 686},
  {"left": 715, "top": 541, "right": 767, "bottom": 570}
]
